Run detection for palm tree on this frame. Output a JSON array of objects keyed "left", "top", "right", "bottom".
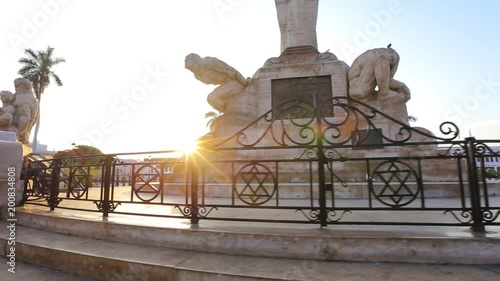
[
  {"left": 204, "top": 111, "right": 222, "bottom": 129},
  {"left": 18, "top": 46, "right": 65, "bottom": 151},
  {"left": 408, "top": 115, "right": 418, "bottom": 123}
]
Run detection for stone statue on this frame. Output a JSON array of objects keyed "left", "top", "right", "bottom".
[
  {"left": 0, "top": 91, "right": 15, "bottom": 131},
  {"left": 275, "top": 0, "right": 319, "bottom": 52},
  {"left": 348, "top": 47, "right": 411, "bottom": 102},
  {"left": 0, "top": 78, "right": 39, "bottom": 145},
  {"left": 185, "top": 53, "right": 249, "bottom": 113}
]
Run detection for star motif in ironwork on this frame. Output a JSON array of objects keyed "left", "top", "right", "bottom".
[
  {"left": 237, "top": 166, "right": 273, "bottom": 205},
  {"left": 373, "top": 162, "right": 416, "bottom": 205}
]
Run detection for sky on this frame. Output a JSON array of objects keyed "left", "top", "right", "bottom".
[{"left": 0, "top": 0, "right": 499, "bottom": 154}]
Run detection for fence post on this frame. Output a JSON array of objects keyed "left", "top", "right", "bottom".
[
  {"left": 314, "top": 91, "right": 328, "bottom": 227},
  {"left": 102, "top": 155, "right": 114, "bottom": 218},
  {"left": 190, "top": 153, "right": 199, "bottom": 224},
  {"left": 21, "top": 159, "right": 30, "bottom": 205},
  {"left": 464, "top": 137, "right": 485, "bottom": 232},
  {"left": 48, "top": 159, "right": 61, "bottom": 211}
]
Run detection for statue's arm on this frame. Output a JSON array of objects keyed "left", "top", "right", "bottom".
[{"left": 203, "top": 57, "right": 248, "bottom": 86}]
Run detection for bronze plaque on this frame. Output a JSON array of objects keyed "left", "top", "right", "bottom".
[
  {"left": 351, "top": 129, "right": 384, "bottom": 149},
  {"left": 271, "top": 76, "right": 332, "bottom": 118}
]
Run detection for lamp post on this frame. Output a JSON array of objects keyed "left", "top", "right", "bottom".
[{"left": 70, "top": 143, "right": 77, "bottom": 166}]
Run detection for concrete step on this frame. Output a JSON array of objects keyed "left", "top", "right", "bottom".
[
  {"left": 0, "top": 257, "right": 100, "bottom": 281},
  {"left": 1, "top": 221, "right": 500, "bottom": 281},
  {"left": 8, "top": 206, "right": 500, "bottom": 265}
]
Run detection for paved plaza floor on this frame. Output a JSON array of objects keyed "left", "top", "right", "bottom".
[{"left": 0, "top": 257, "right": 99, "bottom": 281}]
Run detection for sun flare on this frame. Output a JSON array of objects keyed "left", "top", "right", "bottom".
[{"left": 177, "top": 139, "right": 199, "bottom": 155}]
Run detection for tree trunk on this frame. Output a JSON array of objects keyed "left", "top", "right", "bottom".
[
  {"left": 31, "top": 94, "right": 41, "bottom": 152},
  {"left": 32, "top": 113, "right": 40, "bottom": 152}
]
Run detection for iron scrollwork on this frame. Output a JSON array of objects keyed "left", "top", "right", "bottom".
[
  {"left": 297, "top": 148, "right": 318, "bottom": 160},
  {"left": 474, "top": 142, "right": 500, "bottom": 156},
  {"left": 319, "top": 98, "right": 460, "bottom": 145},
  {"left": 296, "top": 208, "right": 321, "bottom": 222},
  {"left": 46, "top": 197, "right": 62, "bottom": 208},
  {"left": 437, "top": 143, "right": 466, "bottom": 157},
  {"left": 214, "top": 96, "right": 460, "bottom": 151},
  {"left": 296, "top": 208, "right": 351, "bottom": 223},
  {"left": 444, "top": 210, "right": 473, "bottom": 224},
  {"left": 174, "top": 205, "right": 192, "bottom": 216},
  {"left": 327, "top": 209, "right": 351, "bottom": 222},
  {"left": 198, "top": 206, "right": 218, "bottom": 218},
  {"left": 174, "top": 205, "right": 218, "bottom": 218},
  {"left": 483, "top": 209, "right": 500, "bottom": 223},
  {"left": 93, "top": 201, "right": 121, "bottom": 212}
]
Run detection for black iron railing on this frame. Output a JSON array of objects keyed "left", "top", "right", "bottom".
[{"left": 21, "top": 96, "right": 500, "bottom": 232}]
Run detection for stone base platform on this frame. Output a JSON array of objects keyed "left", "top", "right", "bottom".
[{"left": 1, "top": 205, "right": 499, "bottom": 280}]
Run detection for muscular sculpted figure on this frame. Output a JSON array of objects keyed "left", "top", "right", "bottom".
[
  {"left": 0, "top": 91, "right": 15, "bottom": 130},
  {"left": 348, "top": 47, "right": 411, "bottom": 102},
  {"left": 185, "top": 53, "right": 248, "bottom": 113},
  {"left": 0, "top": 78, "right": 39, "bottom": 145}
]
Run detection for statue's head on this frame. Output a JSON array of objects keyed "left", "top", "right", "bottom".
[
  {"left": 185, "top": 53, "right": 202, "bottom": 73},
  {"left": 0, "top": 91, "right": 15, "bottom": 103},
  {"left": 14, "top": 78, "right": 33, "bottom": 92}
]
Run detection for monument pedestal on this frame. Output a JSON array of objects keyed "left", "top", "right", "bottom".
[
  {"left": 0, "top": 131, "right": 24, "bottom": 207},
  {"left": 212, "top": 46, "right": 350, "bottom": 140}
]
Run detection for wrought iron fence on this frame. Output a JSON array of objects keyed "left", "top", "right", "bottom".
[{"left": 21, "top": 96, "right": 500, "bottom": 232}]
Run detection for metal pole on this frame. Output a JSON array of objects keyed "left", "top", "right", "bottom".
[
  {"left": 315, "top": 90, "right": 327, "bottom": 227},
  {"left": 49, "top": 159, "right": 61, "bottom": 211},
  {"left": 102, "top": 155, "right": 114, "bottom": 218},
  {"left": 190, "top": 153, "right": 199, "bottom": 224},
  {"left": 464, "top": 137, "right": 485, "bottom": 232}
]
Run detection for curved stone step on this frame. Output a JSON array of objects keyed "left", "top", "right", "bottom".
[
  {"left": 1, "top": 221, "right": 500, "bottom": 281},
  {"left": 6, "top": 206, "right": 500, "bottom": 265}
]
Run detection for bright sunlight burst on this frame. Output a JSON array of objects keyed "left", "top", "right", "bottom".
[{"left": 177, "top": 138, "right": 199, "bottom": 155}]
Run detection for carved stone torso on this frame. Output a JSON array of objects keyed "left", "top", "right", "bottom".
[{"left": 0, "top": 78, "right": 39, "bottom": 145}]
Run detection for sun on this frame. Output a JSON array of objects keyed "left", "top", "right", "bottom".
[{"left": 177, "top": 139, "right": 199, "bottom": 155}]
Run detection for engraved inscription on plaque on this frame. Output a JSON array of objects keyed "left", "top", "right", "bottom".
[{"left": 271, "top": 76, "right": 332, "bottom": 118}]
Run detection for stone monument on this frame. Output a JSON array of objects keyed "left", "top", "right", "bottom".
[
  {"left": 0, "top": 131, "right": 23, "bottom": 207},
  {"left": 186, "top": 0, "right": 437, "bottom": 149},
  {"left": 187, "top": 0, "right": 350, "bottom": 140},
  {"left": 0, "top": 77, "right": 38, "bottom": 207},
  {"left": 185, "top": 53, "right": 257, "bottom": 130},
  {"left": 1, "top": 78, "right": 39, "bottom": 146},
  {"left": 184, "top": 0, "right": 493, "bottom": 201},
  {"left": 275, "top": 0, "right": 319, "bottom": 52}
]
